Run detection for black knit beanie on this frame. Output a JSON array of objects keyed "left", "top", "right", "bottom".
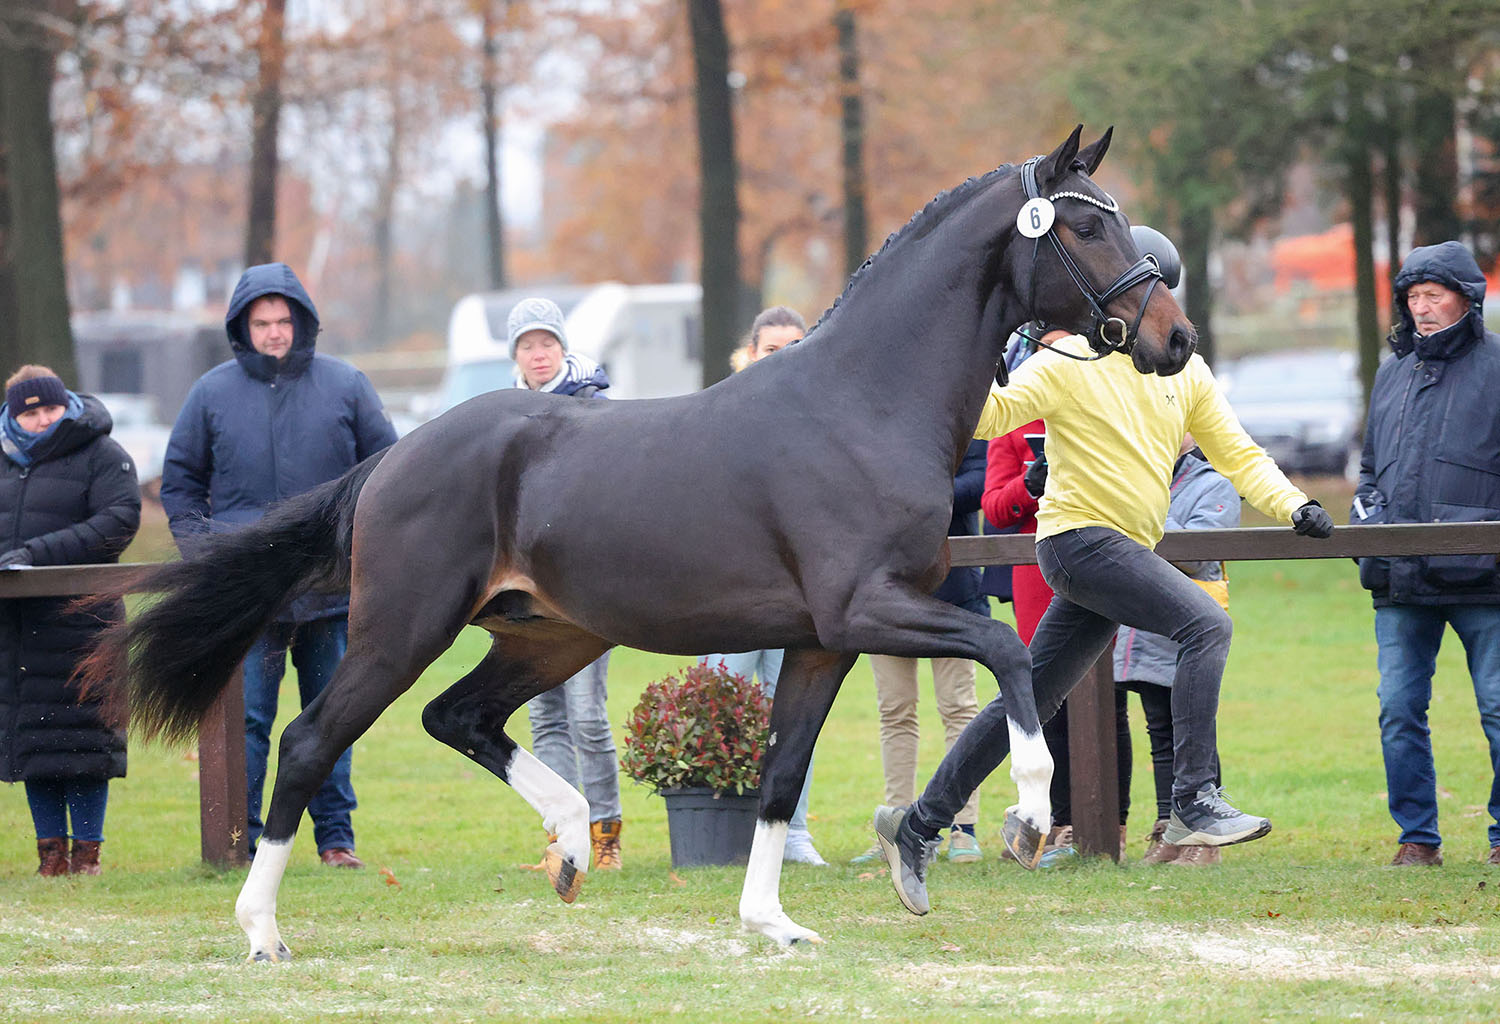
[{"left": 6, "top": 375, "right": 68, "bottom": 414}]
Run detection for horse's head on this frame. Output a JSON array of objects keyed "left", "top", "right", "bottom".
[{"left": 1008, "top": 126, "right": 1197, "bottom": 376}]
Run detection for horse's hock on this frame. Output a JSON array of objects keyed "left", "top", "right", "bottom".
[{"left": 6, "top": 520, "right": 1498, "bottom": 868}]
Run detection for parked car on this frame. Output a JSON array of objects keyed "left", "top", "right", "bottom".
[
  {"left": 96, "top": 392, "right": 172, "bottom": 491},
  {"left": 1217, "top": 348, "right": 1363, "bottom": 479}
]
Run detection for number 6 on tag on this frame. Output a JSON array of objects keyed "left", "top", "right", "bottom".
[{"left": 1017, "top": 197, "right": 1055, "bottom": 239}]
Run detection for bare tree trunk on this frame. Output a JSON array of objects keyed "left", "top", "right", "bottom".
[
  {"left": 1410, "top": 59, "right": 1460, "bottom": 246},
  {"left": 835, "top": 2, "right": 867, "bottom": 277},
  {"left": 686, "top": 0, "right": 740, "bottom": 388},
  {"left": 244, "top": 0, "right": 287, "bottom": 268},
  {"left": 1345, "top": 83, "right": 1381, "bottom": 413},
  {"left": 0, "top": 84, "right": 19, "bottom": 368},
  {"left": 480, "top": 0, "right": 507, "bottom": 289},
  {"left": 0, "top": 2, "right": 76, "bottom": 380},
  {"left": 1380, "top": 86, "right": 1404, "bottom": 295},
  {"left": 372, "top": 92, "right": 404, "bottom": 348},
  {"left": 1179, "top": 203, "right": 1213, "bottom": 368}
]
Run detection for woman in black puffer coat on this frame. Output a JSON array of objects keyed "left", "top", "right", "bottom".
[{"left": 0, "top": 366, "right": 140, "bottom": 876}]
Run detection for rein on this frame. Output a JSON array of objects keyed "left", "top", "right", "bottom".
[{"left": 1015, "top": 155, "right": 1165, "bottom": 363}]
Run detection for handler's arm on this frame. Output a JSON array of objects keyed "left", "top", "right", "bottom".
[
  {"left": 1187, "top": 372, "right": 1306, "bottom": 523},
  {"left": 973, "top": 362, "right": 1055, "bottom": 440}
]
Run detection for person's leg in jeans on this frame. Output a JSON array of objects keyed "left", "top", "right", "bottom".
[
  {"left": 64, "top": 779, "right": 109, "bottom": 842},
  {"left": 931, "top": 657, "right": 981, "bottom": 829},
  {"left": 25, "top": 779, "right": 68, "bottom": 839},
  {"left": 1447, "top": 605, "right": 1500, "bottom": 850},
  {"left": 528, "top": 681, "right": 581, "bottom": 792},
  {"left": 291, "top": 616, "right": 357, "bottom": 854},
  {"left": 562, "top": 651, "right": 621, "bottom": 824},
  {"left": 1042, "top": 703, "right": 1072, "bottom": 828},
  {"left": 1375, "top": 604, "right": 1445, "bottom": 848},
  {"left": 243, "top": 622, "right": 292, "bottom": 855}
]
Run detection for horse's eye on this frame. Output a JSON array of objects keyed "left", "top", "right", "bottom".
[{"left": 1074, "top": 222, "right": 1096, "bottom": 239}]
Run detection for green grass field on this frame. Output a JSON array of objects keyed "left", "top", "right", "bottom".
[{"left": 4, "top": 501, "right": 1500, "bottom": 1022}]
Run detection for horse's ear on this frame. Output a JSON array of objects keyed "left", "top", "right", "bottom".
[
  {"left": 1077, "top": 126, "right": 1113, "bottom": 176},
  {"left": 1037, "top": 124, "right": 1084, "bottom": 192}
]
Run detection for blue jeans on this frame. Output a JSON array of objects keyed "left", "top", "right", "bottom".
[
  {"left": 1375, "top": 603, "right": 1500, "bottom": 847},
  {"left": 701, "top": 651, "right": 813, "bottom": 833},
  {"left": 914, "top": 527, "right": 1233, "bottom": 833},
  {"left": 244, "top": 616, "right": 356, "bottom": 854},
  {"left": 527, "top": 652, "right": 622, "bottom": 823},
  {"left": 25, "top": 778, "right": 109, "bottom": 841}
]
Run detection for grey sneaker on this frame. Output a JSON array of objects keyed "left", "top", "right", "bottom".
[
  {"left": 873, "top": 805, "right": 941, "bottom": 916},
  {"left": 1163, "top": 785, "right": 1271, "bottom": 847}
]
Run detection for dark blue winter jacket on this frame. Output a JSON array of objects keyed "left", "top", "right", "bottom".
[
  {"left": 934, "top": 438, "right": 991, "bottom": 615},
  {"left": 1354, "top": 242, "right": 1500, "bottom": 606},
  {"left": 160, "top": 263, "right": 397, "bottom": 621}
]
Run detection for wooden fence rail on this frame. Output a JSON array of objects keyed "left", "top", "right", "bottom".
[{"left": 4, "top": 520, "right": 1499, "bottom": 867}]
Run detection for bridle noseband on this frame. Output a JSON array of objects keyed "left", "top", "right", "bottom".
[{"left": 1016, "top": 155, "right": 1166, "bottom": 362}]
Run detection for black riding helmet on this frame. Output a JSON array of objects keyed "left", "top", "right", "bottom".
[{"left": 1129, "top": 225, "right": 1182, "bottom": 290}]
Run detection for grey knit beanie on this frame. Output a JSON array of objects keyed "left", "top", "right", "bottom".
[{"left": 506, "top": 297, "right": 568, "bottom": 356}]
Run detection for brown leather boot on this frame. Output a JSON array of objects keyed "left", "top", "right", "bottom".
[
  {"left": 36, "top": 837, "right": 69, "bottom": 877},
  {"left": 591, "top": 819, "right": 623, "bottom": 870},
  {"left": 1172, "top": 844, "right": 1222, "bottom": 866},
  {"left": 70, "top": 839, "right": 103, "bottom": 875},
  {"left": 1142, "top": 818, "right": 1182, "bottom": 864},
  {"left": 1390, "top": 842, "right": 1442, "bottom": 866}
]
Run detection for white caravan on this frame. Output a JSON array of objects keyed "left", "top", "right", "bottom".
[{"left": 439, "top": 282, "right": 702, "bottom": 410}]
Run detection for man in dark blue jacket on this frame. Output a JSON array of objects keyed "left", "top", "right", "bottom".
[
  {"left": 161, "top": 262, "right": 397, "bottom": 868},
  {"left": 1354, "top": 240, "right": 1500, "bottom": 868}
]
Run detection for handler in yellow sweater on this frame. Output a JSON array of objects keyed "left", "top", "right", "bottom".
[{"left": 879, "top": 319, "right": 1334, "bottom": 910}]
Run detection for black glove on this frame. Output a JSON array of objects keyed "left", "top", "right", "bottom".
[
  {"left": 1024, "top": 453, "right": 1049, "bottom": 498},
  {"left": 0, "top": 547, "right": 32, "bottom": 567},
  {"left": 1291, "top": 500, "right": 1334, "bottom": 538}
]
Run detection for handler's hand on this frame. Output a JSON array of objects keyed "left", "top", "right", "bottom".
[
  {"left": 1024, "top": 453, "right": 1049, "bottom": 498},
  {"left": 1291, "top": 500, "right": 1334, "bottom": 538}
]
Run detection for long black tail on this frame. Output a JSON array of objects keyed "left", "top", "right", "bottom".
[{"left": 78, "top": 448, "right": 391, "bottom": 745}]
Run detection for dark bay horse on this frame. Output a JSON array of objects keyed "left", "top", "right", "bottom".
[{"left": 82, "top": 126, "right": 1195, "bottom": 959}]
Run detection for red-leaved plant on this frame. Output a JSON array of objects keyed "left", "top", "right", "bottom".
[{"left": 620, "top": 661, "right": 770, "bottom": 796}]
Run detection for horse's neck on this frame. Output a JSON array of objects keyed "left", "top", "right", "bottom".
[{"left": 805, "top": 236, "right": 1018, "bottom": 452}]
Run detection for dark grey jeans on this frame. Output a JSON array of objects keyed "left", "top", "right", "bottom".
[{"left": 911, "top": 526, "right": 1232, "bottom": 834}]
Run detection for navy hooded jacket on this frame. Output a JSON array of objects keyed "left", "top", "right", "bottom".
[
  {"left": 1354, "top": 242, "right": 1500, "bottom": 606},
  {"left": 160, "top": 263, "right": 397, "bottom": 621}
]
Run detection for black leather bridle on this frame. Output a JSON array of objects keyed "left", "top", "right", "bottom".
[{"left": 1016, "top": 155, "right": 1166, "bottom": 361}]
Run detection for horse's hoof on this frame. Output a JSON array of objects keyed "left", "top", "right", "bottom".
[
  {"left": 1002, "top": 808, "right": 1045, "bottom": 870},
  {"left": 247, "top": 941, "right": 292, "bottom": 963},
  {"left": 742, "top": 911, "right": 822, "bottom": 947},
  {"left": 544, "top": 842, "right": 586, "bottom": 903}
]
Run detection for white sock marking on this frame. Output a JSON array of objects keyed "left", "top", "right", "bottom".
[
  {"left": 506, "top": 747, "right": 591, "bottom": 868},
  {"left": 1007, "top": 720, "right": 1055, "bottom": 834}
]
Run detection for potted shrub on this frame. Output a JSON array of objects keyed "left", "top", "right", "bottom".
[{"left": 621, "top": 661, "right": 770, "bottom": 867}]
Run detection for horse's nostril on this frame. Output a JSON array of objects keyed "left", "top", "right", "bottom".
[{"left": 1171, "top": 325, "right": 1197, "bottom": 361}]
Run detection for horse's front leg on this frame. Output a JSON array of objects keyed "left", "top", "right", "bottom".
[{"left": 738, "top": 648, "right": 856, "bottom": 946}]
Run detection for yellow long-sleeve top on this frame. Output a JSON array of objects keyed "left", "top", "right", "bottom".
[{"left": 975, "top": 334, "right": 1308, "bottom": 549}]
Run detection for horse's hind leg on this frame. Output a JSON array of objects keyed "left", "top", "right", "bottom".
[
  {"left": 421, "top": 621, "right": 609, "bottom": 903},
  {"left": 237, "top": 604, "right": 469, "bottom": 962},
  {"left": 739, "top": 647, "right": 856, "bottom": 946},
  {"left": 840, "top": 584, "right": 1054, "bottom": 867}
]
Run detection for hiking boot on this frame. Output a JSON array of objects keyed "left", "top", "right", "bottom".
[
  {"left": 873, "top": 805, "right": 940, "bottom": 916},
  {"left": 784, "top": 828, "right": 827, "bottom": 866},
  {"left": 1489, "top": 846, "right": 1500, "bottom": 866},
  {"left": 320, "top": 847, "right": 365, "bottom": 869},
  {"left": 947, "top": 830, "right": 982, "bottom": 863},
  {"left": 69, "top": 839, "right": 102, "bottom": 875},
  {"left": 591, "top": 820, "right": 623, "bottom": 871},
  {"left": 1389, "top": 842, "right": 1442, "bottom": 866},
  {"left": 849, "top": 842, "right": 884, "bottom": 866},
  {"left": 1172, "top": 844, "right": 1221, "bottom": 867},
  {"left": 36, "top": 837, "right": 68, "bottom": 877},
  {"left": 1163, "top": 785, "right": 1271, "bottom": 847},
  {"left": 1142, "top": 818, "right": 1182, "bottom": 864},
  {"left": 1043, "top": 824, "right": 1074, "bottom": 852}
]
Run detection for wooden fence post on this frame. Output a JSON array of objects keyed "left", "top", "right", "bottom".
[
  {"left": 198, "top": 666, "right": 249, "bottom": 868},
  {"left": 1065, "top": 649, "right": 1120, "bottom": 861}
]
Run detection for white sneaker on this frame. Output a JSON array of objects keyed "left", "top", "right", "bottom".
[{"left": 784, "top": 828, "right": 828, "bottom": 866}]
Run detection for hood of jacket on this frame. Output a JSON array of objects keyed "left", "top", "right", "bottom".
[
  {"left": 1389, "top": 241, "right": 1487, "bottom": 360},
  {"left": 225, "top": 262, "right": 320, "bottom": 381}
]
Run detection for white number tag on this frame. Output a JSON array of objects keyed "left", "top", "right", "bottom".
[{"left": 1017, "top": 197, "right": 1055, "bottom": 238}]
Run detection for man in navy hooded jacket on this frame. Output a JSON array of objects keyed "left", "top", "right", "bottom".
[
  {"left": 161, "top": 262, "right": 397, "bottom": 868},
  {"left": 1354, "top": 240, "right": 1500, "bottom": 869}
]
